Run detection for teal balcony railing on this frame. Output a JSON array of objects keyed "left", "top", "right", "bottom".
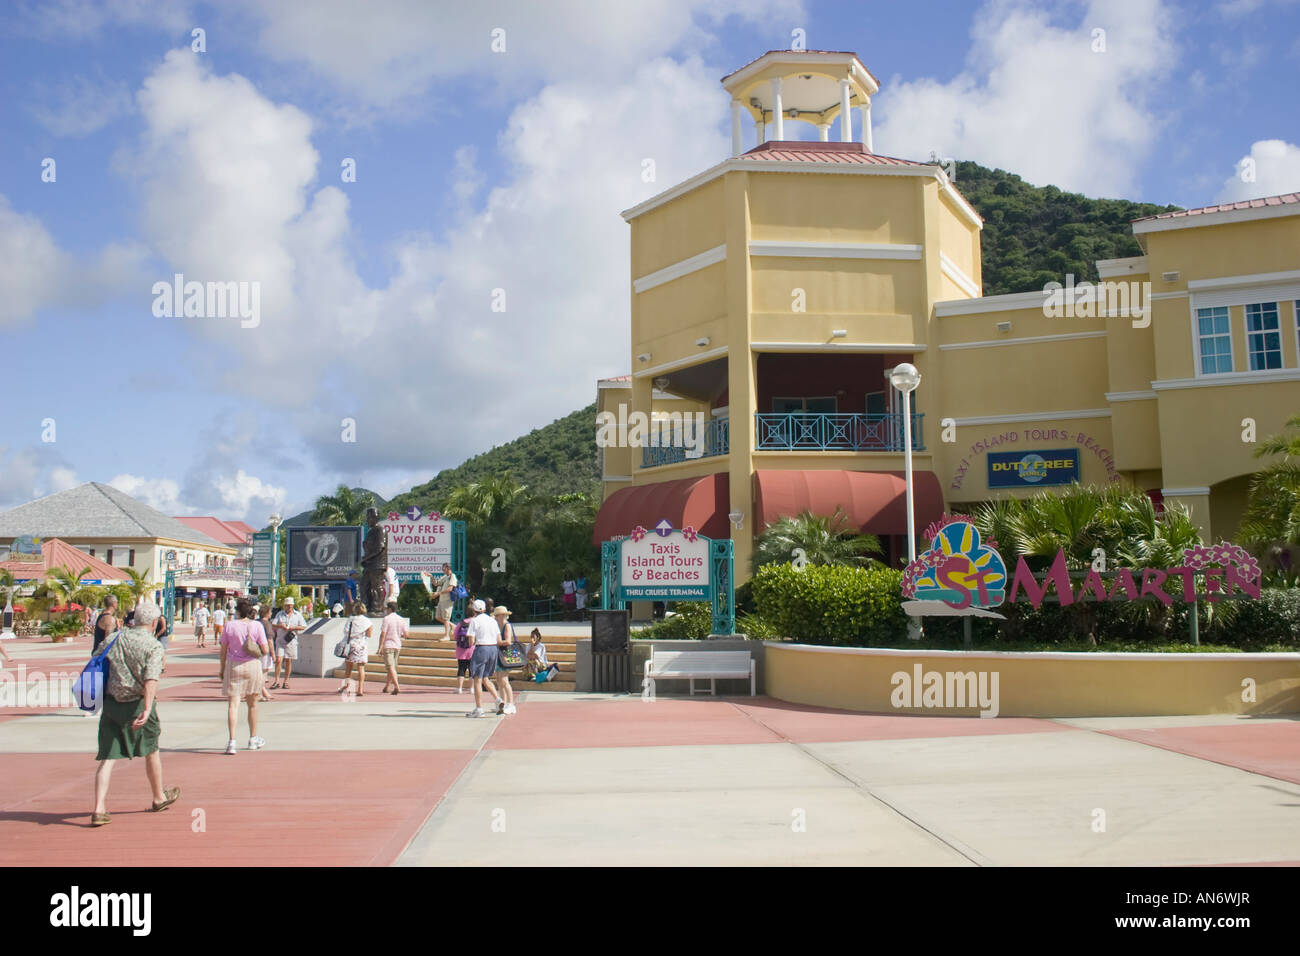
[
  {"left": 755, "top": 412, "right": 925, "bottom": 452},
  {"left": 641, "top": 417, "right": 730, "bottom": 467}
]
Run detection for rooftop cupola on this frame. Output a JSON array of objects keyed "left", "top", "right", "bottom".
[{"left": 721, "top": 50, "right": 880, "bottom": 156}]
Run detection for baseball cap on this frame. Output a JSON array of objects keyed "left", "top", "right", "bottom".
[{"left": 472, "top": 599, "right": 486, "bottom": 613}]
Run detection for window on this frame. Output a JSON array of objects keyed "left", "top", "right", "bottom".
[
  {"left": 1196, "top": 306, "right": 1233, "bottom": 374},
  {"left": 1245, "top": 302, "right": 1282, "bottom": 370},
  {"left": 865, "top": 391, "right": 889, "bottom": 415}
]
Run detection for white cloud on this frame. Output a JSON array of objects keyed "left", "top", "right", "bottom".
[
  {"left": 0, "top": 195, "right": 148, "bottom": 326},
  {"left": 0, "top": 197, "right": 67, "bottom": 326},
  {"left": 121, "top": 43, "right": 746, "bottom": 478},
  {"left": 108, "top": 474, "right": 182, "bottom": 514},
  {"left": 874, "top": 0, "right": 1178, "bottom": 196},
  {"left": 11, "top": 0, "right": 192, "bottom": 40},
  {"left": 27, "top": 74, "right": 133, "bottom": 137},
  {"left": 1216, "top": 140, "right": 1300, "bottom": 202},
  {"left": 0, "top": 448, "right": 79, "bottom": 510},
  {"left": 239, "top": 0, "right": 801, "bottom": 112}
]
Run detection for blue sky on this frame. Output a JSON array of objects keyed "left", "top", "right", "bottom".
[{"left": 1, "top": 0, "right": 1297, "bottom": 524}]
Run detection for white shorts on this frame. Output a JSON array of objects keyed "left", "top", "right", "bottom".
[{"left": 276, "top": 636, "right": 299, "bottom": 661}]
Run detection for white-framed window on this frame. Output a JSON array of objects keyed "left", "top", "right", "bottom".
[
  {"left": 1196, "top": 306, "right": 1233, "bottom": 374},
  {"left": 1245, "top": 302, "right": 1282, "bottom": 370}
]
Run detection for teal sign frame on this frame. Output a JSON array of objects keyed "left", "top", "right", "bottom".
[{"left": 601, "top": 532, "right": 735, "bottom": 635}]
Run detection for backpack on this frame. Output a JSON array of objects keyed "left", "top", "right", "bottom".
[
  {"left": 451, "top": 584, "right": 468, "bottom": 601},
  {"left": 455, "top": 622, "right": 472, "bottom": 650},
  {"left": 73, "top": 631, "right": 120, "bottom": 712}
]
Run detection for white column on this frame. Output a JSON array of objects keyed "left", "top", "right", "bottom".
[
  {"left": 817, "top": 123, "right": 830, "bottom": 141},
  {"left": 754, "top": 114, "right": 765, "bottom": 146},
  {"left": 860, "top": 104, "right": 872, "bottom": 151},
  {"left": 730, "top": 100, "right": 743, "bottom": 156},
  {"left": 771, "top": 77, "right": 784, "bottom": 141},
  {"left": 839, "top": 78, "right": 852, "bottom": 142}
]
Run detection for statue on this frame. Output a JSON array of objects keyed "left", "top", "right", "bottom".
[{"left": 360, "top": 508, "right": 388, "bottom": 615}]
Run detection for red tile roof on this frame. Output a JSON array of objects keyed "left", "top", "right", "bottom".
[
  {"left": 172, "top": 516, "right": 250, "bottom": 546},
  {"left": 1132, "top": 191, "right": 1300, "bottom": 222},
  {"left": 738, "top": 140, "right": 928, "bottom": 167},
  {"left": 0, "top": 538, "right": 129, "bottom": 582}
]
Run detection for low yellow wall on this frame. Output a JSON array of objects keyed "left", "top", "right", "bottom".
[{"left": 764, "top": 643, "right": 1300, "bottom": 717}]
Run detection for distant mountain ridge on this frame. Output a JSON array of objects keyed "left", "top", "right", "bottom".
[{"left": 387, "top": 404, "right": 599, "bottom": 513}]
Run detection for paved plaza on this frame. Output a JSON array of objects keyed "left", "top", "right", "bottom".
[{"left": 2, "top": 632, "right": 1298, "bottom": 867}]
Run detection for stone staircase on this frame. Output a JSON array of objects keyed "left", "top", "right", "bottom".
[{"left": 331, "top": 629, "right": 578, "bottom": 692}]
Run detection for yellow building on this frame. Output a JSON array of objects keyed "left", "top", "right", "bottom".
[{"left": 594, "top": 49, "right": 1300, "bottom": 582}]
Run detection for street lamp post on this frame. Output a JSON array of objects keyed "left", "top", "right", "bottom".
[
  {"left": 888, "top": 363, "right": 923, "bottom": 641},
  {"left": 268, "top": 513, "right": 283, "bottom": 594}
]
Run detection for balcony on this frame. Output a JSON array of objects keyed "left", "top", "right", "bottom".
[
  {"left": 641, "top": 417, "right": 730, "bottom": 467},
  {"left": 755, "top": 412, "right": 925, "bottom": 452}
]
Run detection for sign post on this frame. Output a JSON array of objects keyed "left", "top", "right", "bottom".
[{"left": 250, "top": 531, "right": 279, "bottom": 592}]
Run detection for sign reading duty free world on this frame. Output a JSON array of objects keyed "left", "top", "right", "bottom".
[{"left": 987, "top": 448, "right": 1080, "bottom": 488}]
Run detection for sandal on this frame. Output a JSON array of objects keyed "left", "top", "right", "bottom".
[
  {"left": 90, "top": 812, "right": 111, "bottom": 827},
  {"left": 269, "top": 682, "right": 280, "bottom": 690},
  {"left": 151, "top": 786, "right": 181, "bottom": 812}
]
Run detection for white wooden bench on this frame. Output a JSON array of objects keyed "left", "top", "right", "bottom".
[{"left": 643, "top": 650, "right": 755, "bottom": 699}]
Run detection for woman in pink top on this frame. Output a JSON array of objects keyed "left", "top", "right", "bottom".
[
  {"left": 379, "top": 599, "right": 408, "bottom": 695},
  {"left": 218, "top": 599, "right": 268, "bottom": 755}
]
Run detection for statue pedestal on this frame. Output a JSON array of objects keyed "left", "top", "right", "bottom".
[{"left": 295, "top": 617, "right": 350, "bottom": 678}]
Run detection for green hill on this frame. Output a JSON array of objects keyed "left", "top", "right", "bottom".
[
  {"left": 372, "top": 164, "right": 1182, "bottom": 510},
  {"left": 388, "top": 404, "right": 599, "bottom": 512},
  {"left": 954, "top": 161, "right": 1181, "bottom": 295}
]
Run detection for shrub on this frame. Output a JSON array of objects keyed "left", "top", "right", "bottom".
[
  {"left": 397, "top": 582, "right": 434, "bottom": 625},
  {"left": 751, "top": 563, "right": 906, "bottom": 646},
  {"left": 637, "top": 602, "right": 713, "bottom": 640},
  {"left": 736, "top": 611, "right": 780, "bottom": 640},
  {"left": 1208, "top": 588, "right": 1300, "bottom": 647}
]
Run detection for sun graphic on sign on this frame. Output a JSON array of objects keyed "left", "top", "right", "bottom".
[{"left": 903, "top": 519, "right": 1007, "bottom": 612}]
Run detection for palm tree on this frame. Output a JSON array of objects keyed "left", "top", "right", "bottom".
[
  {"left": 444, "top": 475, "right": 529, "bottom": 528},
  {"left": 1240, "top": 414, "right": 1300, "bottom": 584},
  {"left": 312, "top": 486, "right": 376, "bottom": 525},
  {"left": 122, "top": 568, "right": 154, "bottom": 607},
  {"left": 0, "top": 569, "right": 19, "bottom": 610},
  {"left": 753, "top": 508, "right": 882, "bottom": 572}
]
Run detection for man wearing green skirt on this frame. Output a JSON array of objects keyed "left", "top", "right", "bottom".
[{"left": 90, "top": 600, "right": 180, "bottom": 826}]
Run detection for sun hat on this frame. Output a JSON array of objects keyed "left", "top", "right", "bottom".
[
  {"left": 283, "top": 597, "right": 295, "bottom": 605},
  {"left": 472, "top": 599, "right": 486, "bottom": 613},
  {"left": 492, "top": 606, "right": 511, "bottom": 617}
]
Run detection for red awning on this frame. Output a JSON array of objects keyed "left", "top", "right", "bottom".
[
  {"left": 752, "top": 470, "right": 944, "bottom": 536},
  {"left": 593, "top": 474, "right": 731, "bottom": 544}
]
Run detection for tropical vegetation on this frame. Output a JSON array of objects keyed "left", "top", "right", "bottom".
[
  {"left": 752, "top": 508, "right": 881, "bottom": 573},
  {"left": 1239, "top": 413, "right": 1300, "bottom": 586}
]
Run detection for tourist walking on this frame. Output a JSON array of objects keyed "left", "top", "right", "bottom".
[
  {"left": 575, "top": 575, "right": 588, "bottom": 615},
  {"left": 90, "top": 600, "right": 180, "bottom": 826},
  {"left": 92, "top": 595, "right": 119, "bottom": 655},
  {"left": 434, "top": 563, "right": 457, "bottom": 641},
  {"left": 211, "top": 603, "right": 227, "bottom": 644},
  {"left": 336, "top": 601, "right": 373, "bottom": 696},
  {"left": 257, "top": 604, "right": 276, "bottom": 701},
  {"left": 379, "top": 600, "right": 407, "bottom": 694},
  {"left": 465, "top": 600, "right": 502, "bottom": 718},
  {"left": 270, "top": 597, "right": 306, "bottom": 689},
  {"left": 561, "top": 576, "right": 576, "bottom": 620},
  {"left": 194, "top": 602, "right": 210, "bottom": 647},
  {"left": 491, "top": 606, "right": 518, "bottom": 715},
  {"left": 453, "top": 614, "right": 476, "bottom": 694},
  {"left": 217, "top": 600, "right": 268, "bottom": 755}
]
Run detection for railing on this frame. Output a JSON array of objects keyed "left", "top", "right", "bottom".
[
  {"left": 755, "top": 412, "right": 925, "bottom": 452},
  {"left": 641, "top": 416, "right": 730, "bottom": 467}
]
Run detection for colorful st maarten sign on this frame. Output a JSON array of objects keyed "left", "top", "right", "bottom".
[
  {"left": 601, "top": 524, "right": 735, "bottom": 634},
  {"left": 902, "top": 515, "right": 1261, "bottom": 618}
]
